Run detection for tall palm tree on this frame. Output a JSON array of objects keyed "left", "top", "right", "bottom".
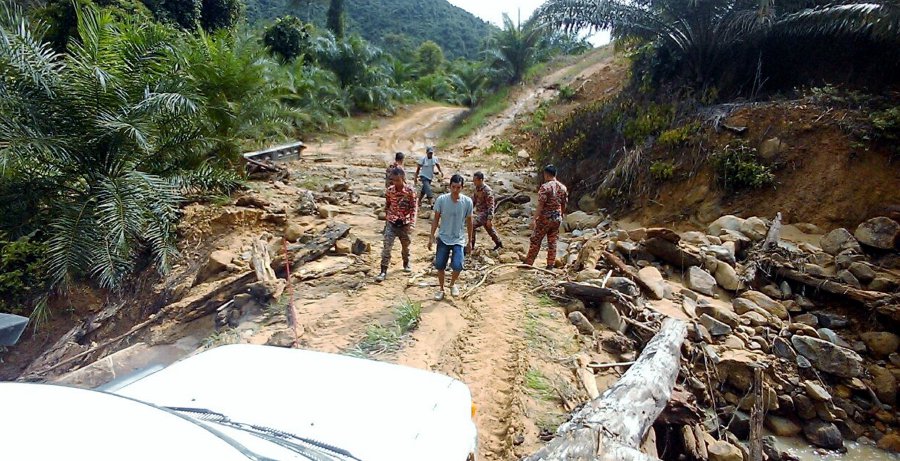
[
  {"left": 484, "top": 13, "right": 546, "bottom": 84},
  {"left": 537, "top": 0, "right": 900, "bottom": 86}
]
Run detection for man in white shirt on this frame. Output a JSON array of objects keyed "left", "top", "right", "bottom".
[
  {"left": 428, "top": 174, "right": 473, "bottom": 301},
  {"left": 414, "top": 146, "right": 444, "bottom": 207}
]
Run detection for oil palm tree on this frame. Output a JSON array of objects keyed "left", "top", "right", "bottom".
[{"left": 484, "top": 13, "right": 546, "bottom": 84}]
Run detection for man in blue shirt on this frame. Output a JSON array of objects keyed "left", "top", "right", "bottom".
[
  {"left": 428, "top": 174, "right": 473, "bottom": 301},
  {"left": 414, "top": 146, "right": 444, "bottom": 207}
]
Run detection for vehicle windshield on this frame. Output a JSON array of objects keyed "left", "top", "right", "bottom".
[{"left": 166, "top": 406, "right": 363, "bottom": 461}]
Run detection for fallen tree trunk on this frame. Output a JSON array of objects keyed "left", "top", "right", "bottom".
[
  {"left": 773, "top": 265, "right": 893, "bottom": 305},
  {"left": 602, "top": 251, "right": 656, "bottom": 296},
  {"left": 560, "top": 282, "right": 635, "bottom": 307},
  {"left": 525, "top": 318, "right": 687, "bottom": 461},
  {"left": 643, "top": 238, "right": 702, "bottom": 269},
  {"left": 495, "top": 193, "right": 530, "bottom": 210}
]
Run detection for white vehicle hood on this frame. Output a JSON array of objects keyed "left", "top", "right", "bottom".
[{"left": 114, "top": 344, "right": 476, "bottom": 461}]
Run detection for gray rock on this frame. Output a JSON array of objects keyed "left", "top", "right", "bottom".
[
  {"left": 317, "top": 204, "right": 341, "bottom": 219},
  {"left": 601, "top": 277, "right": 641, "bottom": 297},
  {"left": 794, "top": 394, "right": 817, "bottom": 419},
  {"left": 837, "top": 270, "right": 862, "bottom": 289},
  {"left": 685, "top": 266, "right": 717, "bottom": 296},
  {"left": 869, "top": 277, "right": 899, "bottom": 293},
  {"left": 697, "top": 302, "right": 740, "bottom": 327},
  {"left": 266, "top": 330, "right": 296, "bottom": 347},
  {"left": 575, "top": 269, "right": 603, "bottom": 282},
  {"left": 568, "top": 311, "right": 595, "bottom": 336},
  {"left": 195, "top": 250, "right": 236, "bottom": 284},
  {"left": 820, "top": 228, "right": 862, "bottom": 255},
  {"left": 802, "top": 263, "right": 830, "bottom": 277},
  {"left": 741, "top": 311, "right": 769, "bottom": 327},
  {"left": 793, "top": 313, "right": 819, "bottom": 327},
  {"left": 780, "top": 281, "right": 793, "bottom": 299},
  {"left": 600, "top": 302, "right": 626, "bottom": 332},
  {"left": 761, "top": 284, "right": 784, "bottom": 300},
  {"left": 564, "top": 211, "right": 602, "bottom": 231},
  {"left": 812, "top": 312, "right": 849, "bottom": 329},
  {"left": 758, "top": 137, "right": 783, "bottom": 159},
  {"left": 295, "top": 189, "right": 317, "bottom": 216},
  {"left": 740, "top": 291, "right": 788, "bottom": 319},
  {"left": 854, "top": 217, "right": 900, "bottom": 249},
  {"left": 861, "top": 331, "right": 900, "bottom": 357},
  {"left": 816, "top": 328, "right": 851, "bottom": 349},
  {"left": 773, "top": 337, "right": 798, "bottom": 360},
  {"left": 704, "top": 245, "right": 736, "bottom": 265},
  {"left": 700, "top": 314, "right": 733, "bottom": 336},
  {"left": 682, "top": 297, "right": 698, "bottom": 317},
  {"left": 803, "top": 420, "right": 844, "bottom": 450},
  {"left": 681, "top": 231, "right": 710, "bottom": 245},
  {"left": 708, "top": 215, "right": 746, "bottom": 236},
  {"left": 848, "top": 262, "right": 876, "bottom": 284},
  {"left": 740, "top": 216, "right": 769, "bottom": 241},
  {"left": 835, "top": 250, "right": 867, "bottom": 270},
  {"left": 637, "top": 266, "right": 669, "bottom": 300},
  {"left": 792, "top": 335, "right": 864, "bottom": 378},
  {"left": 578, "top": 194, "right": 599, "bottom": 213},
  {"left": 804, "top": 381, "right": 832, "bottom": 401},
  {"left": 714, "top": 261, "right": 743, "bottom": 291}
]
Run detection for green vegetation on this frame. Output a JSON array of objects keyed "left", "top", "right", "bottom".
[
  {"left": 0, "top": 236, "right": 47, "bottom": 318},
  {"left": 714, "top": 144, "right": 775, "bottom": 192},
  {"left": 657, "top": 122, "right": 700, "bottom": 148},
  {"left": 484, "top": 14, "right": 545, "bottom": 84},
  {"left": 649, "top": 161, "right": 675, "bottom": 181},
  {"left": 244, "top": 0, "right": 496, "bottom": 60},
  {"left": 525, "top": 369, "right": 555, "bottom": 400},
  {"left": 350, "top": 299, "right": 422, "bottom": 357},
  {"left": 442, "top": 87, "right": 512, "bottom": 144},
  {"left": 485, "top": 138, "right": 516, "bottom": 156},
  {"left": 263, "top": 15, "right": 309, "bottom": 62}
]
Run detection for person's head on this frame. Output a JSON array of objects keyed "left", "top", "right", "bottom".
[
  {"left": 543, "top": 164, "right": 558, "bottom": 181},
  {"left": 473, "top": 171, "right": 485, "bottom": 188},
  {"left": 449, "top": 174, "right": 464, "bottom": 197},
  {"left": 389, "top": 167, "right": 406, "bottom": 188},
  {"left": 394, "top": 152, "right": 404, "bottom": 163},
  {"left": 426, "top": 146, "right": 434, "bottom": 158}
]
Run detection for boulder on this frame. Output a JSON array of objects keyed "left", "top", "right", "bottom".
[
  {"left": 707, "top": 441, "right": 743, "bottom": 461},
  {"left": 765, "top": 415, "right": 802, "bottom": 437},
  {"left": 802, "top": 420, "right": 843, "bottom": 450},
  {"left": 708, "top": 215, "right": 746, "bottom": 236},
  {"left": 577, "top": 194, "right": 599, "bottom": 213},
  {"left": 567, "top": 311, "right": 595, "bottom": 336},
  {"left": 739, "top": 291, "right": 788, "bottom": 320},
  {"left": 854, "top": 217, "right": 900, "bottom": 249},
  {"left": 869, "top": 365, "right": 897, "bottom": 405},
  {"left": 575, "top": 269, "right": 603, "bottom": 282},
  {"left": 599, "top": 302, "right": 626, "bottom": 332},
  {"left": 700, "top": 314, "right": 732, "bottom": 336},
  {"left": 697, "top": 302, "right": 740, "bottom": 327},
  {"left": 816, "top": 328, "right": 851, "bottom": 349},
  {"left": 820, "top": 228, "right": 862, "bottom": 255},
  {"left": 714, "top": 261, "right": 742, "bottom": 291},
  {"left": 685, "top": 266, "right": 717, "bottom": 296},
  {"left": 317, "top": 204, "right": 341, "bottom": 219},
  {"left": 848, "top": 262, "right": 876, "bottom": 284},
  {"left": 792, "top": 335, "right": 864, "bottom": 378},
  {"left": 773, "top": 337, "right": 797, "bottom": 361},
  {"left": 870, "top": 277, "right": 899, "bottom": 293},
  {"left": 861, "top": 331, "right": 900, "bottom": 357},
  {"left": 601, "top": 277, "right": 641, "bottom": 297},
  {"left": 837, "top": 270, "right": 862, "bottom": 289},
  {"left": 741, "top": 311, "right": 769, "bottom": 327},
  {"left": 195, "top": 250, "right": 236, "bottom": 284},
  {"left": 564, "top": 211, "right": 602, "bottom": 231},
  {"left": 637, "top": 266, "right": 669, "bottom": 300},
  {"left": 351, "top": 238, "right": 369, "bottom": 255},
  {"left": 681, "top": 231, "right": 710, "bottom": 245},
  {"left": 834, "top": 250, "right": 866, "bottom": 270},
  {"left": 740, "top": 216, "right": 769, "bottom": 241}
]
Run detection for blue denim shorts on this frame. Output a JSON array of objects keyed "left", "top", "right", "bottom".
[
  {"left": 434, "top": 238, "right": 465, "bottom": 272},
  {"left": 419, "top": 176, "right": 433, "bottom": 198}
]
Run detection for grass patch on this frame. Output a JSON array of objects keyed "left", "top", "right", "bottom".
[
  {"left": 525, "top": 368, "right": 555, "bottom": 400},
  {"left": 349, "top": 299, "right": 422, "bottom": 357},
  {"left": 441, "top": 87, "right": 511, "bottom": 145},
  {"left": 296, "top": 173, "right": 330, "bottom": 191},
  {"left": 338, "top": 116, "right": 377, "bottom": 136},
  {"left": 485, "top": 138, "right": 516, "bottom": 155}
]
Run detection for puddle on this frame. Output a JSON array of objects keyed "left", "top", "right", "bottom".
[{"left": 773, "top": 436, "right": 900, "bottom": 460}]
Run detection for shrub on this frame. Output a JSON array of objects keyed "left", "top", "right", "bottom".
[
  {"left": 0, "top": 235, "right": 47, "bottom": 317},
  {"left": 649, "top": 161, "right": 675, "bottom": 181},
  {"left": 263, "top": 16, "right": 309, "bottom": 62},
  {"left": 714, "top": 144, "right": 775, "bottom": 192},
  {"left": 485, "top": 138, "right": 516, "bottom": 155},
  {"left": 558, "top": 85, "right": 576, "bottom": 102},
  {"left": 657, "top": 122, "right": 700, "bottom": 148},
  {"left": 871, "top": 107, "right": 900, "bottom": 143},
  {"left": 622, "top": 103, "right": 675, "bottom": 145}
]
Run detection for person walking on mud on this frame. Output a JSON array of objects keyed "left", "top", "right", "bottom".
[
  {"left": 375, "top": 167, "right": 417, "bottom": 282},
  {"left": 385, "top": 152, "right": 405, "bottom": 187},
  {"left": 428, "top": 174, "right": 473, "bottom": 301},
  {"left": 524, "top": 165, "right": 568, "bottom": 269},
  {"left": 414, "top": 146, "right": 443, "bottom": 207},
  {"left": 471, "top": 171, "right": 503, "bottom": 251}
]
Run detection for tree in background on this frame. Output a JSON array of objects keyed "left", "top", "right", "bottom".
[
  {"left": 326, "top": 0, "right": 344, "bottom": 39},
  {"left": 484, "top": 13, "right": 545, "bottom": 84},
  {"left": 144, "top": 0, "right": 201, "bottom": 29},
  {"left": 416, "top": 40, "right": 444, "bottom": 75},
  {"left": 200, "top": 0, "right": 244, "bottom": 31},
  {"left": 263, "top": 15, "right": 309, "bottom": 61}
]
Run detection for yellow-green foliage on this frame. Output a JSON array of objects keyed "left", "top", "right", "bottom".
[
  {"left": 714, "top": 143, "right": 774, "bottom": 192},
  {"left": 485, "top": 138, "right": 516, "bottom": 155},
  {"left": 649, "top": 161, "right": 675, "bottom": 180},
  {"left": 622, "top": 103, "right": 675, "bottom": 144},
  {"left": 657, "top": 122, "right": 700, "bottom": 148}
]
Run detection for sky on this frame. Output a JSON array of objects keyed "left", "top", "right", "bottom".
[{"left": 445, "top": 0, "right": 611, "bottom": 45}]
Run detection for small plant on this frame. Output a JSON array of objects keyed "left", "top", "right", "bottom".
[
  {"left": 649, "top": 161, "right": 676, "bottom": 181},
  {"left": 657, "top": 122, "right": 700, "bottom": 148},
  {"left": 870, "top": 107, "right": 900, "bottom": 146},
  {"left": 350, "top": 299, "right": 422, "bottom": 357},
  {"left": 524, "top": 369, "right": 555, "bottom": 400},
  {"left": 622, "top": 103, "right": 675, "bottom": 144},
  {"left": 485, "top": 138, "right": 516, "bottom": 156},
  {"left": 714, "top": 144, "right": 775, "bottom": 192},
  {"left": 524, "top": 101, "right": 550, "bottom": 132},
  {"left": 557, "top": 85, "right": 576, "bottom": 102}
]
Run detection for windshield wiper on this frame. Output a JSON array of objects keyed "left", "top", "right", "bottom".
[{"left": 167, "top": 406, "right": 363, "bottom": 461}]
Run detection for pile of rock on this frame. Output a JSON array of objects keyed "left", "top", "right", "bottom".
[{"left": 555, "top": 212, "right": 900, "bottom": 456}]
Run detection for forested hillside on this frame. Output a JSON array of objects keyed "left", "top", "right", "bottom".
[{"left": 245, "top": 0, "right": 496, "bottom": 59}]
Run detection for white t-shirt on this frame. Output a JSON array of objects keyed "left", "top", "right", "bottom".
[
  {"left": 418, "top": 156, "right": 439, "bottom": 180},
  {"left": 434, "top": 193, "right": 473, "bottom": 246}
]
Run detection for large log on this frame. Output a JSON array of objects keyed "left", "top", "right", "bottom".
[
  {"left": 526, "top": 318, "right": 687, "bottom": 461},
  {"left": 602, "top": 251, "right": 656, "bottom": 296},
  {"left": 561, "top": 281, "right": 631, "bottom": 304}
]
